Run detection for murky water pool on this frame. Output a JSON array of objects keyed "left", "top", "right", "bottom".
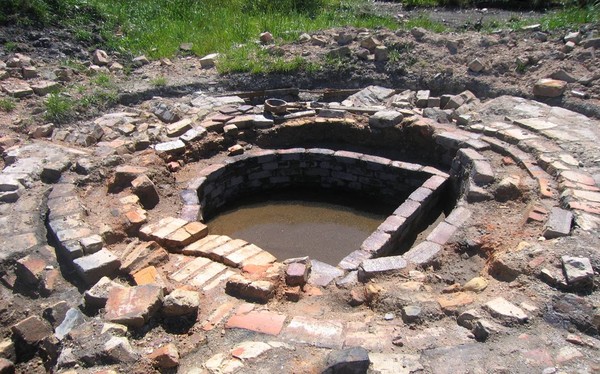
[{"left": 207, "top": 189, "right": 394, "bottom": 264}]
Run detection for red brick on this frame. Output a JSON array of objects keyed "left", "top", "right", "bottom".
[
  {"left": 568, "top": 201, "right": 600, "bottom": 215},
  {"left": 201, "top": 301, "right": 237, "bottom": 331},
  {"left": 148, "top": 343, "right": 179, "bottom": 368},
  {"left": 560, "top": 170, "right": 596, "bottom": 186},
  {"left": 120, "top": 241, "right": 169, "bottom": 274},
  {"left": 437, "top": 292, "right": 475, "bottom": 314},
  {"left": 11, "top": 316, "right": 52, "bottom": 346},
  {"left": 225, "top": 309, "right": 286, "bottom": 336},
  {"left": 105, "top": 285, "right": 164, "bottom": 328},
  {"left": 15, "top": 255, "right": 47, "bottom": 285},
  {"left": 426, "top": 222, "right": 458, "bottom": 245}
]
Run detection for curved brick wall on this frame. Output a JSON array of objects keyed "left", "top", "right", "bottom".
[
  {"left": 183, "top": 148, "right": 438, "bottom": 220},
  {"left": 179, "top": 148, "right": 455, "bottom": 268}
]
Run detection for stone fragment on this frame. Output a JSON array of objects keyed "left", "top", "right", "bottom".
[
  {"left": 342, "top": 85, "right": 394, "bottom": 107},
  {"left": 564, "top": 31, "right": 580, "bottom": 44},
  {"left": 148, "top": 343, "right": 179, "bottom": 368},
  {"left": 103, "top": 336, "right": 138, "bottom": 363},
  {"left": 335, "top": 32, "right": 353, "bottom": 45},
  {"left": 225, "top": 275, "right": 275, "bottom": 304},
  {"left": 22, "top": 66, "right": 38, "bottom": 79},
  {"left": 323, "top": 347, "right": 370, "bottom": 374},
  {"left": 253, "top": 114, "right": 274, "bottom": 128},
  {"left": 101, "top": 322, "right": 128, "bottom": 336},
  {"left": 230, "top": 342, "right": 271, "bottom": 362},
  {"left": 328, "top": 46, "right": 352, "bottom": 59},
  {"left": 468, "top": 58, "right": 484, "bottom": 72},
  {"left": 533, "top": 79, "right": 567, "bottom": 97},
  {"left": 131, "top": 174, "right": 159, "bottom": 209},
  {"left": 369, "top": 110, "right": 403, "bottom": 128},
  {"left": 152, "top": 103, "right": 179, "bottom": 123},
  {"left": 228, "top": 144, "right": 243, "bottom": 155},
  {"left": 484, "top": 297, "right": 528, "bottom": 324},
  {"left": 471, "top": 160, "right": 495, "bottom": 185},
  {"left": 111, "top": 165, "right": 148, "bottom": 191},
  {"left": 543, "top": 207, "right": 572, "bottom": 239},
  {"left": 162, "top": 288, "right": 200, "bottom": 316},
  {"left": 54, "top": 308, "right": 86, "bottom": 340},
  {"left": 84, "top": 277, "right": 127, "bottom": 308},
  {"left": 73, "top": 249, "right": 121, "bottom": 285},
  {"left": 348, "top": 287, "right": 366, "bottom": 306},
  {"left": 462, "top": 277, "right": 488, "bottom": 292},
  {"left": 0, "top": 340, "right": 15, "bottom": 362},
  {"left": 583, "top": 37, "right": 600, "bottom": 49},
  {"left": 358, "top": 256, "right": 407, "bottom": 281},
  {"left": 472, "top": 319, "right": 503, "bottom": 342},
  {"left": 0, "top": 358, "right": 14, "bottom": 373},
  {"left": 360, "top": 36, "right": 382, "bottom": 52},
  {"left": 132, "top": 55, "right": 149, "bottom": 67},
  {"left": 92, "top": 49, "right": 109, "bottom": 65},
  {"left": 79, "top": 235, "right": 103, "bottom": 254},
  {"left": 374, "top": 46, "right": 389, "bottom": 61},
  {"left": 180, "top": 127, "right": 207, "bottom": 143},
  {"left": 495, "top": 175, "right": 522, "bottom": 202},
  {"left": 563, "top": 41, "right": 576, "bottom": 53},
  {"left": 457, "top": 309, "right": 483, "bottom": 330},
  {"left": 166, "top": 118, "right": 192, "bottom": 137},
  {"left": 308, "top": 260, "right": 344, "bottom": 286},
  {"left": 2, "top": 82, "right": 33, "bottom": 98},
  {"left": 11, "top": 316, "right": 52, "bottom": 348},
  {"left": 260, "top": 31, "right": 273, "bottom": 44},
  {"left": 30, "top": 80, "right": 59, "bottom": 96},
  {"left": 561, "top": 256, "right": 593, "bottom": 287},
  {"left": 285, "top": 262, "right": 310, "bottom": 286},
  {"left": 415, "top": 90, "right": 430, "bottom": 108},
  {"left": 105, "top": 285, "right": 163, "bottom": 328},
  {"left": 41, "top": 301, "right": 69, "bottom": 329},
  {"left": 155, "top": 139, "right": 186, "bottom": 154},
  {"left": 200, "top": 53, "right": 219, "bottom": 68},
  {"left": 402, "top": 306, "right": 422, "bottom": 324}
]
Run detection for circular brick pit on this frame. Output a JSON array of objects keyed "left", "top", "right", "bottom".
[
  {"left": 6, "top": 88, "right": 599, "bottom": 372},
  {"left": 180, "top": 148, "right": 458, "bottom": 272}
]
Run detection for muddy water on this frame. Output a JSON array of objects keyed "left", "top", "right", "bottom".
[{"left": 207, "top": 189, "right": 393, "bottom": 265}]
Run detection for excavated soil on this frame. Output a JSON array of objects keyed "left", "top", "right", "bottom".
[{"left": 0, "top": 4, "right": 599, "bottom": 374}]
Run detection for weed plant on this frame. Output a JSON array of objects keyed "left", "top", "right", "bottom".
[{"left": 0, "top": 97, "right": 17, "bottom": 112}]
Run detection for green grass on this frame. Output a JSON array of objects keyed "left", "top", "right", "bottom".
[
  {"left": 0, "top": 97, "right": 17, "bottom": 112},
  {"left": 538, "top": 3, "right": 599, "bottom": 30},
  {"left": 151, "top": 76, "right": 167, "bottom": 87},
  {"left": 217, "top": 45, "right": 319, "bottom": 74},
  {"left": 82, "top": 0, "right": 398, "bottom": 59},
  {"left": 402, "top": 15, "right": 448, "bottom": 32},
  {"left": 45, "top": 93, "right": 75, "bottom": 123},
  {"left": 92, "top": 73, "right": 113, "bottom": 88}
]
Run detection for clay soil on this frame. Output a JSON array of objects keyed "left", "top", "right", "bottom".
[{"left": 0, "top": 3, "right": 599, "bottom": 374}]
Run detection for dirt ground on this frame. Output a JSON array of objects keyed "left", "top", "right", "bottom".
[{"left": 0, "top": 3, "right": 599, "bottom": 374}]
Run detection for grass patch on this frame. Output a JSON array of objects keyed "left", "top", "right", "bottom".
[
  {"left": 44, "top": 93, "right": 75, "bottom": 123},
  {"left": 0, "top": 97, "right": 17, "bottom": 112},
  {"left": 538, "top": 3, "right": 599, "bottom": 30},
  {"left": 217, "top": 45, "right": 319, "bottom": 74},
  {"left": 151, "top": 76, "right": 167, "bottom": 87},
  {"left": 81, "top": 0, "right": 398, "bottom": 59},
  {"left": 92, "top": 73, "right": 113, "bottom": 88},
  {"left": 401, "top": 15, "right": 448, "bottom": 32}
]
